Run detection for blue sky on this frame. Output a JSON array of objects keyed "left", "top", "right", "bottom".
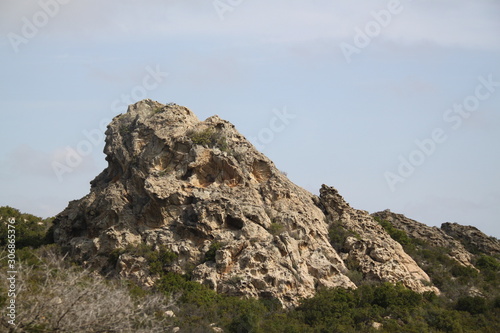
[{"left": 1, "top": 0, "right": 499, "bottom": 237}]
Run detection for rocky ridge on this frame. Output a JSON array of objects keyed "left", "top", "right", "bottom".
[
  {"left": 372, "top": 210, "right": 500, "bottom": 267},
  {"left": 54, "top": 100, "right": 436, "bottom": 306},
  {"left": 318, "top": 188, "right": 435, "bottom": 292},
  {"left": 372, "top": 210, "right": 475, "bottom": 267},
  {"left": 441, "top": 222, "right": 500, "bottom": 257}
]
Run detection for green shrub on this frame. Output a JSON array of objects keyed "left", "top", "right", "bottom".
[
  {"left": 295, "top": 283, "right": 434, "bottom": 332},
  {"left": 0, "top": 206, "right": 53, "bottom": 249},
  {"left": 152, "top": 106, "right": 164, "bottom": 114},
  {"left": 108, "top": 248, "right": 124, "bottom": 266},
  {"left": 16, "top": 247, "right": 44, "bottom": 266},
  {"left": 328, "top": 223, "right": 360, "bottom": 252},
  {"left": 346, "top": 269, "right": 364, "bottom": 285},
  {"left": 146, "top": 246, "right": 178, "bottom": 275},
  {"left": 296, "top": 287, "right": 356, "bottom": 329},
  {"left": 112, "top": 243, "right": 178, "bottom": 275},
  {"left": 372, "top": 282, "right": 423, "bottom": 308},
  {"left": 219, "top": 297, "right": 268, "bottom": 332},
  {"left": 493, "top": 296, "right": 500, "bottom": 308},
  {"left": 204, "top": 241, "right": 222, "bottom": 263},
  {"left": 119, "top": 124, "right": 132, "bottom": 135},
  {"left": 451, "top": 264, "right": 479, "bottom": 279},
  {"left": 188, "top": 128, "right": 229, "bottom": 152},
  {"left": 260, "top": 313, "right": 314, "bottom": 333},
  {"left": 456, "top": 296, "right": 488, "bottom": 315},
  {"left": 425, "top": 309, "right": 463, "bottom": 333},
  {"left": 476, "top": 255, "right": 500, "bottom": 272},
  {"left": 344, "top": 256, "right": 361, "bottom": 272},
  {"left": 227, "top": 275, "right": 243, "bottom": 287},
  {"left": 269, "top": 222, "right": 285, "bottom": 236},
  {"left": 374, "top": 217, "right": 412, "bottom": 246},
  {"left": 156, "top": 272, "right": 219, "bottom": 308}
]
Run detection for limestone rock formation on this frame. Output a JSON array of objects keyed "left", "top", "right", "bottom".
[
  {"left": 441, "top": 222, "right": 500, "bottom": 257},
  {"left": 372, "top": 210, "right": 474, "bottom": 267},
  {"left": 317, "top": 187, "right": 437, "bottom": 293},
  {"left": 53, "top": 99, "right": 437, "bottom": 306}
]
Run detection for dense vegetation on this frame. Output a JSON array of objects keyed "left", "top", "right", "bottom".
[
  {"left": 373, "top": 216, "right": 500, "bottom": 302},
  {"left": 0, "top": 206, "right": 53, "bottom": 249},
  {"left": 1, "top": 206, "right": 500, "bottom": 332}
]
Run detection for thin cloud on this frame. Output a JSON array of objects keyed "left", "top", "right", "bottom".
[
  {"left": 2, "top": 144, "right": 97, "bottom": 180},
  {"left": 2, "top": 1, "right": 498, "bottom": 50}
]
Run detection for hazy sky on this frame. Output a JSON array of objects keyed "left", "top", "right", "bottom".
[{"left": 1, "top": 0, "right": 499, "bottom": 237}]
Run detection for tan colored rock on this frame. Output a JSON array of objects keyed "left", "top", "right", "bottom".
[
  {"left": 118, "top": 254, "right": 155, "bottom": 288},
  {"left": 372, "top": 210, "right": 475, "bottom": 267},
  {"left": 54, "top": 100, "right": 355, "bottom": 307},
  {"left": 53, "top": 100, "right": 441, "bottom": 306},
  {"left": 318, "top": 186, "right": 438, "bottom": 294},
  {"left": 441, "top": 222, "right": 500, "bottom": 256}
]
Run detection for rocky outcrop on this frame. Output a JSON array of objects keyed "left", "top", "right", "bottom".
[
  {"left": 441, "top": 222, "right": 500, "bottom": 257},
  {"left": 318, "top": 188, "right": 437, "bottom": 293},
  {"left": 372, "top": 210, "right": 474, "bottom": 267},
  {"left": 53, "top": 99, "right": 437, "bottom": 306}
]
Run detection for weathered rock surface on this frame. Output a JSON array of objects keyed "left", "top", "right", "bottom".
[
  {"left": 441, "top": 222, "right": 500, "bottom": 257},
  {"left": 53, "top": 99, "right": 437, "bottom": 306},
  {"left": 372, "top": 210, "right": 474, "bottom": 267},
  {"left": 318, "top": 187, "right": 437, "bottom": 294}
]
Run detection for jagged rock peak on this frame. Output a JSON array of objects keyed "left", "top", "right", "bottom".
[
  {"left": 441, "top": 222, "right": 500, "bottom": 256},
  {"left": 372, "top": 210, "right": 475, "bottom": 267},
  {"left": 53, "top": 100, "right": 437, "bottom": 307},
  {"left": 319, "top": 187, "right": 438, "bottom": 295},
  {"left": 55, "top": 100, "right": 356, "bottom": 307},
  {"left": 373, "top": 210, "right": 500, "bottom": 264}
]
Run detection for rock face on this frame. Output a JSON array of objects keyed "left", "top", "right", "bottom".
[
  {"left": 372, "top": 210, "right": 474, "bottom": 267},
  {"left": 441, "top": 222, "right": 500, "bottom": 257},
  {"left": 53, "top": 100, "right": 436, "bottom": 306},
  {"left": 318, "top": 188, "right": 436, "bottom": 293},
  {"left": 372, "top": 210, "right": 500, "bottom": 267}
]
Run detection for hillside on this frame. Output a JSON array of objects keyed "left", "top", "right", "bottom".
[{"left": 1, "top": 100, "right": 499, "bottom": 332}]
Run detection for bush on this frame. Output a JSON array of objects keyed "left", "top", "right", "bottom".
[
  {"left": 456, "top": 296, "right": 488, "bottom": 315},
  {"left": 328, "top": 223, "right": 360, "bottom": 252},
  {"left": 296, "top": 287, "right": 356, "bottom": 329},
  {"left": 493, "top": 296, "right": 500, "bottom": 308},
  {"left": 0, "top": 206, "right": 53, "bottom": 249},
  {"left": 119, "top": 124, "right": 132, "bottom": 135},
  {"left": 451, "top": 264, "right": 479, "bottom": 279},
  {"left": 372, "top": 283, "right": 423, "bottom": 308},
  {"left": 374, "top": 217, "right": 412, "bottom": 246},
  {"left": 204, "top": 241, "right": 222, "bottom": 262},
  {"left": 269, "top": 222, "right": 285, "bottom": 236},
  {"left": 476, "top": 255, "right": 500, "bottom": 272},
  {"left": 219, "top": 297, "right": 268, "bottom": 332},
  {"left": 155, "top": 272, "right": 219, "bottom": 308},
  {"left": 152, "top": 106, "right": 164, "bottom": 114},
  {"left": 425, "top": 309, "right": 463, "bottom": 333},
  {"left": 295, "top": 283, "right": 433, "bottom": 332},
  {"left": 188, "top": 128, "right": 229, "bottom": 152},
  {"left": 143, "top": 245, "right": 178, "bottom": 275},
  {"left": 108, "top": 243, "right": 178, "bottom": 275}
]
